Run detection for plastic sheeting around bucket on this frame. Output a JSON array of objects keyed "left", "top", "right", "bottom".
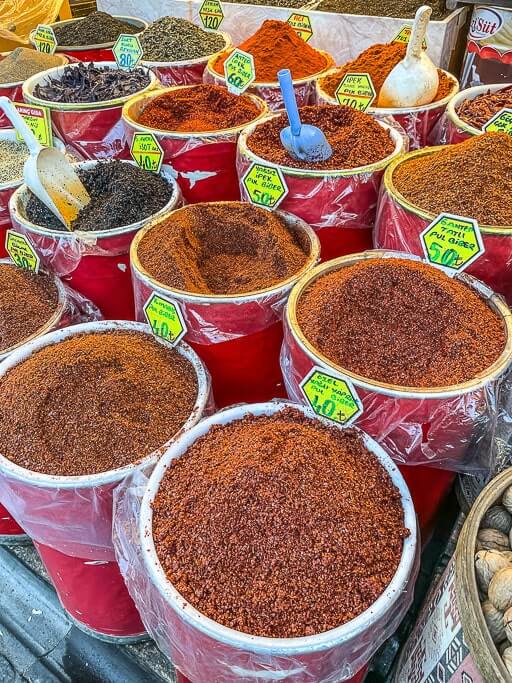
[
  {"left": 374, "top": 147, "right": 512, "bottom": 305},
  {"left": 112, "top": 400, "right": 419, "bottom": 682},
  {"left": 0, "top": 320, "right": 211, "bottom": 638},
  {"left": 315, "top": 70, "right": 459, "bottom": 150},
  {"left": 22, "top": 61, "right": 158, "bottom": 160},
  {"left": 236, "top": 116, "right": 405, "bottom": 262},
  {"left": 9, "top": 161, "right": 181, "bottom": 320},
  {"left": 130, "top": 204, "right": 320, "bottom": 407},
  {"left": 281, "top": 250, "right": 512, "bottom": 474},
  {"left": 122, "top": 86, "right": 268, "bottom": 204}
]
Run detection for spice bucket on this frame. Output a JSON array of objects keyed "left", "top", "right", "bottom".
[
  {"left": 316, "top": 71, "right": 459, "bottom": 150},
  {"left": 9, "top": 161, "right": 180, "bottom": 320},
  {"left": 237, "top": 118, "right": 405, "bottom": 262},
  {"left": 204, "top": 51, "right": 335, "bottom": 111},
  {"left": 141, "top": 32, "right": 232, "bottom": 87},
  {"left": 22, "top": 62, "right": 158, "bottom": 160},
  {"left": 122, "top": 86, "right": 268, "bottom": 203},
  {"left": 444, "top": 83, "right": 511, "bottom": 144},
  {"left": 29, "top": 16, "right": 148, "bottom": 62},
  {"left": 130, "top": 204, "right": 320, "bottom": 407},
  {"left": 375, "top": 147, "right": 512, "bottom": 304},
  {"left": 112, "top": 400, "right": 418, "bottom": 682},
  {"left": 0, "top": 319, "right": 210, "bottom": 641}
]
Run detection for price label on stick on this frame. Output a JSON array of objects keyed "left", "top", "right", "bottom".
[
  {"left": 130, "top": 133, "right": 163, "bottom": 173},
  {"left": 335, "top": 72, "right": 376, "bottom": 112},
  {"left": 482, "top": 108, "right": 512, "bottom": 136},
  {"left": 300, "top": 366, "right": 363, "bottom": 426},
  {"left": 287, "top": 14, "right": 313, "bottom": 42},
  {"left": 14, "top": 103, "right": 53, "bottom": 148},
  {"left": 143, "top": 293, "right": 187, "bottom": 346},
  {"left": 391, "top": 24, "right": 428, "bottom": 49},
  {"left": 5, "top": 230, "right": 40, "bottom": 274},
  {"left": 420, "top": 213, "right": 485, "bottom": 275},
  {"left": 242, "top": 163, "right": 288, "bottom": 210},
  {"left": 199, "top": 0, "right": 224, "bottom": 30},
  {"left": 113, "top": 34, "right": 143, "bottom": 70},
  {"left": 224, "top": 49, "right": 255, "bottom": 95},
  {"left": 33, "top": 25, "right": 57, "bottom": 54}
]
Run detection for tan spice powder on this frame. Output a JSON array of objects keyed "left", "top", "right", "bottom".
[
  {"left": 152, "top": 407, "right": 409, "bottom": 638},
  {"left": 296, "top": 258, "right": 506, "bottom": 388},
  {"left": 0, "top": 331, "right": 199, "bottom": 476},
  {"left": 136, "top": 203, "right": 310, "bottom": 295}
]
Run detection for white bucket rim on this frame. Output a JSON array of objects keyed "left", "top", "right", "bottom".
[
  {"left": 0, "top": 51, "right": 68, "bottom": 88},
  {"left": 446, "top": 83, "right": 512, "bottom": 136},
  {"left": 29, "top": 16, "right": 148, "bottom": 51},
  {"left": 0, "top": 320, "right": 210, "bottom": 488},
  {"left": 0, "top": 129, "right": 65, "bottom": 191},
  {"left": 285, "top": 249, "right": 512, "bottom": 398},
  {"left": 139, "top": 400, "right": 417, "bottom": 655},
  {"left": 140, "top": 31, "right": 231, "bottom": 68}
]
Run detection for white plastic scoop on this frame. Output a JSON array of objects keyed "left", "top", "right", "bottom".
[
  {"left": 0, "top": 96, "right": 90, "bottom": 230},
  {"left": 378, "top": 5, "right": 439, "bottom": 109}
]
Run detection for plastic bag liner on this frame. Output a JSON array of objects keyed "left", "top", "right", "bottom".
[
  {"left": 112, "top": 400, "right": 419, "bottom": 682},
  {"left": 22, "top": 61, "right": 158, "bottom": 160},
  {"left": 0, "top": 320, "right": 211, "bottom": 639},
  {"left": 130, "top": 205, "right": 320, "bottom": 407},
  {"left": 374, "top": 148, "right": 512, "bottom": 305},
  {"left": 122, "top": 86, "right": 268, "bottom": 204},
  {"left": 236, "top": 117, "right": 405, "bottom": 263},
  {"left": 9, "top": 161, "right": 181, "bottom": 320},
  {"left": 315, "top": 71, "right": 459, "bottom": 151}
]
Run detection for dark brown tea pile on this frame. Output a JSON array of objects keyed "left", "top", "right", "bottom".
[
  {"left": 0, "top": 264, "right": 59, "bottom": 352},
  {"left": 0, "top": 331, "right": 199, "bottom": 476},
  {"left": 53, "top": 11, "right": 139, "bottom": 46},
  {"left": 152, "top": 407, "right": 409, "bottom": 638},
  {"left": 297, "top": 258, "right": 505, "bottom": 387}
]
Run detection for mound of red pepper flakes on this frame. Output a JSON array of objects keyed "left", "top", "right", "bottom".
[{"left": 152, "top": 407, "right": 409, "bottom": 638}]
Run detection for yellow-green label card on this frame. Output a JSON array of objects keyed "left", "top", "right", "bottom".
[
  {"left": 199, "top": 0, "right": 224, "bottom": 30},
  {"left": 287, "top": 14, "right": 313, "bottom": 42},
  {"left": 130, "top": 133, "right": 163, "bottom": 173},
  {"left": 483, "top": 107, "right": 512, "bottom": 135},
  {"left": 391, "top": 24, "right": 427, "bottom": 49},
  {"left": 420, "top": 213, "right": 485, "bottom": 275},
  {"left": 33, "top": 25, "right": 57, "bottom": 54},
  {"left": 242, "top": 163, "right": 288, "bottom": 209},
  {"left": 5, "top": 230, "right": 40, "bottom": 273},
  {"left": 113, "top": 34, "right": 143, "bottom": 70},
  {"left": 224, "top": 49, "right": 255, "bottom": 95},
  {"left": 143, "top": 293, "right": 186, "bottom": 346},
  {"left": 14, "top": 103, "right": 53, "bottom": 147},
  {"left": 335, "top": 72, "right": 376, "bottom": 112},
  {"left": 300, "top": 366, "right": 363, "bottom": 426}
]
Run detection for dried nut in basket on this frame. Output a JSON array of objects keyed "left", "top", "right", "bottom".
[
  {"left": 477, "top": 528, "right": 511, "bottom": 553},
  {"left": 482, "top": 506, "right": 512, "bottom": 535},
  {"left": 503, "top": 485, "right": 512, "bottom": 515},
  {"left": 482, "top": 600, "right": 507, "bottom": 643},
  {"left": 500, "top": 640, "right": 511, "bottom": 656},
  {"left": 503, "top": 646, "right": 512, "bottom": 675},
  {"left": 489, "top": 567, "right": 512, "bottom": 611},
  {"left": 505, "top": 606, "right": 512, "bottom": 643},
  {"left": 475, "top": 550, "right": 512, "bottom": 594}
]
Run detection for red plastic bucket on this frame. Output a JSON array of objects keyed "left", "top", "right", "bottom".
[
  {"left": 316, "top": 70, "right": 459, "bottom": 150},
  {"left": 22, "top": 61, "right": 158, "bottom": 160},
  {"left": 29, "top": 16, "right": 147, "bottom": 62},
  {"left": 9, "top": 160, "right": 180, "bottom": 320},
  {"left": 122, "top": 86, "right": 268, "bottom": 203},
  {"left": 0, "top": 319, "right": 210, "bottom": 641},
  {"left": 114, "top": 401, "right": 418, "bottom": 682},
  {"left": 130, "top": 204, "right": 320, "bottom": 407},
  {"left": 374, "top": 147, "right": 512, "bottom": 305},
  {"left": 444, "top": 83, "right": 511, "bottom": 144},
  {"left": 237, "top": 117, "right": 405, "bottom": 262}
]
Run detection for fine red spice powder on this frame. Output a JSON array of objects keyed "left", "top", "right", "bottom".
[
  {"left": 152, "top": 408, "right": 409, "bottom": 638},
  {"left": 297, "top": 258, "right": 505, "bottom": 388},
  {"left": 137, "top": 84, "right": 261, "bottom": 133},
  {"left": 0, "top": 331, "right": 199, "bottom": 476},
  {"left": 0, "top": 264, "right": 59, "bottom": 353}
]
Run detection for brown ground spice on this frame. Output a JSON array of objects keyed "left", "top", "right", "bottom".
[
  {"left": 137, "top": 85, "right": 261, "bottom": 133},
  {"left": 297, "top": 258, "right": 505, "bottom": 388},
  {"left": 392, "top": 132, "right": 512, "bottom": 226},
  {"left": 0, "top": 264, "right": 59, "bottom": 353},
  {"left": 457, "top": 86, "right": 512, "bottom": 129},
  {"left": 247, "top": 104, "right": 395, "bottom": 170},
  {"left": 0, "top": 331, "right": 198, "bottom": 476},
  {"left": 152, "top": 407, "right": 409, "bottom": 638},
  {"left": 136, "top": 203, "right": 310, "bottom": 295}
]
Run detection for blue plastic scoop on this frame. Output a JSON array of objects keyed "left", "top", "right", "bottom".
[{"left": 278, "top": 69, "right": 332, "bottom": 164}]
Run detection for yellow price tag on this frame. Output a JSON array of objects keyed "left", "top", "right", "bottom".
[
  {"left": 224, "top": 49, "right": 255, "bottom": 95},
  {"left": 335, "top": 72, "right": 376, "bottom": 112},
  {"left": 5, "top": 230, "right": 40, "bottom": 274},
  {"left": 287, "top": 14, "right": 313, "bottom": 42},
  {"left": 143, "top": 293, "right": 187, "bottom": 346},
  {"left": 199, "top": 0, "right": 224, "bottom": 30},
  {"left": 130, "top": 133, "right": 164, "bottom": 173},
  {"left": 391, "top": 25, "right": 427, "bottom": 49},
  {"left": 300, "top": 366, "right": 363, "bottom": 426},
  {"left": 483, "top": 108, "right": 512, "bottom": 135},
  {"left": 33, "top": 25, "right": 57, "bottom": 55},
  {"left": 14, "top": 103, "right": 53, "bottom": 148},
  {"left": 242, "top": 163, "right": 288, "bottom": 210},
  {"left": 420, "top": 213, "right": 485, "bottom": 274}
]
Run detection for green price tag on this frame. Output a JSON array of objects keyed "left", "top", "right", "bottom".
[
  {"left": 113, "top": 34, "right": 143, "bottom": 70},
  {"left": 391, "top": 24, "right": 427, "bottom": 49},
  {"left": 5, "top": 230, "right": 40, "bottom": 274},
  {"left": 224, "top": 49, "right": 255, "bottom": 95},
  {"left": 287, "top": 13, "right": 313, "bottom": 42},
  {"left": 420, "top": 213, "right": 485, "bottom": 274},
  {"left": 199, "top": 0, "right": 224, "bottom": 30},
  {"left": 143, "top": 293, "right": 186, "bottom": 346},
  {"left": 335, "top": 72, "right": 376, "bottom": 112},
  {"left": 14, "top": 103, "right": 53, "bottom": 147},
  {"left": 482, "top": 108, "right": 512, "bottom": 135},
  {"left": 33, "top": 25, "right": 57, "bottom": 54},
  {"left": 242, "top": 163, "right": 288, "bottom": 209},
  {"left": 130, "top": 133, "right": 163, "bottom": 173},
  {"left": 300, "top": 366, "right": 363, "bottom": 426}
]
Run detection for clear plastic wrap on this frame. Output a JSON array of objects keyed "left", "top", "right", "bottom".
[
  {"left": 113, "top": 401, "right": 420, "bottom": 683},
  {"left": 0, "top": 0, "right": 62, "bottom": 42}
]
